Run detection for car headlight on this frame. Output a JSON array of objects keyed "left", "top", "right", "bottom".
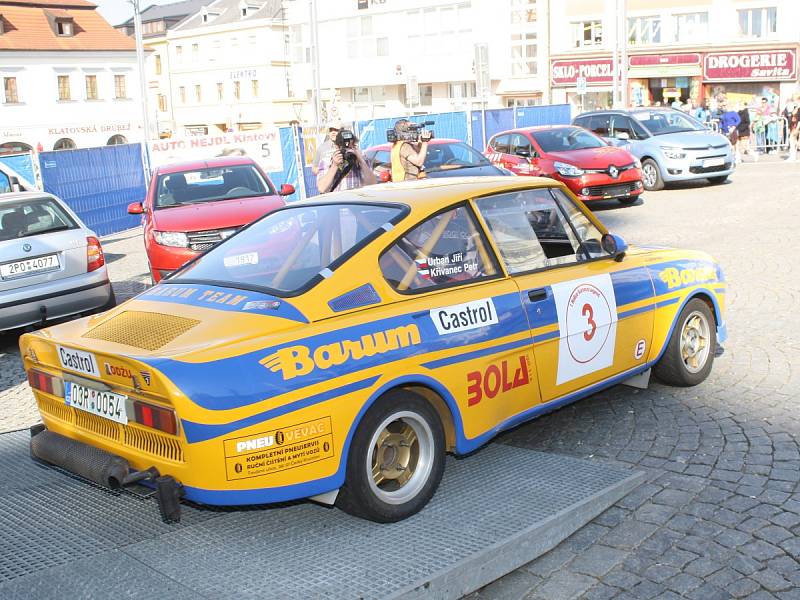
[
  {"left": 660, "top": 147, "right": 686, "bottom": 160},
  {"left": 554, "top": 161, "right": 585, "bottom": 177},
  {"left": 153, "top": 231, "right": 189, "bottom": 248},
  {"left": 633, "top": 158, "right": 642, "bottom": 168}
]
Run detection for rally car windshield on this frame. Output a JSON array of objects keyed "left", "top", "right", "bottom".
[
  {"left": 169, "top": 202, "right": 406, "bottom": 295},
  {"left": 154, "top": 164, "right": 274, "bottom": 209}
]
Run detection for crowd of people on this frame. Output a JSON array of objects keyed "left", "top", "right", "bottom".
[{"left": 666, "top": 94, "right": 800, "bottom": 163}]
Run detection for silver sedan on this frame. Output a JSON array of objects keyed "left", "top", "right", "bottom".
[{"left": 0, "top": 192, "right": 115, "bottom": 332}]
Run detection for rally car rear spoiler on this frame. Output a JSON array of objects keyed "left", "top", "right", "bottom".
[{"left": 29, "top": 424, "right": 183, "bottom": 523}]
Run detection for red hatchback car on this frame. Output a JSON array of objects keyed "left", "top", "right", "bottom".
[
  {"left": 485, "top": 125, "right": 644, "bottom": 205},
  {"left": 128, "top": 156, "right": 293, "bottom": 282}
]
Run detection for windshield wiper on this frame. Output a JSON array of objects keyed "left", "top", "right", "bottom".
[{"left": 426, "top": 163, "right": 484, "bottom": 173}]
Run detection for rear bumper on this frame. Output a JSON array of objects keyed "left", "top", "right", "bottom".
[{"left": 0, "top": 269, "right": 112, "bottom": 332}]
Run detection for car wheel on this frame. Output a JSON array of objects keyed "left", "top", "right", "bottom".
[
  {"left": 641, "top": 159, "right": 664, "bottom": 191},
  {"left": 336, "top": 389, "right": 445, "bottom": 523},
  {"left": 707, "top": 176, "right": 728, "bottom": 185},
  {"left": 653, "top": 298, "right": 716, "bottom": 387},
  {"left": 617, "top": 197, "right": 638, "bottom": 206}
]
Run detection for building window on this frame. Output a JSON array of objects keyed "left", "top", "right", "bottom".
[
  {"left": 157, "top": 94, "right": 167, "bottom": 112},
  {"left": 233, "top": 80, "right": 240, "bottom": 100},
  {"left": 56, "top": 19, "right": 73, "bottom": 36},
  {"left": 376, "top": 37, "right": 389, "bottom": 57},
  {"left": 217, "top": 82, "right": 223, "bottom": 101},
  {"left": 251, "top": 79, "right": 258, "bottom": 98},
  {"left": 179, "top": 86, "right": 186, "bottom": 104},
  {"left": 107, "top": 135, "right": 127, "bottom": 145},
  {"left": 57, "top": 75, "right": 70, "bottom": 100},
  {"left": 738, "top": 7, "right": 777, "bottom": 38},
  {"left": 4, "top": 77, "right": 18, "bottom": 103},
  {"left": 291, "top": 25, "right": 310, "bottom": 64},
  {"left": 572, "top": 20, "right": 602, "bottom": 48},
  {"left": 85, "top": 75, "right": 98, "bottom": 100},
  {"left": 628, "top": 16, "right": 661, "bottom": 45},
  {"left": 155, "top": 54, "right": 162, "bottom": 75},
  {"left": 408, "top": 3, "right": 472, "bottom": 58},
  {"left": 53, "top": 138, "right": 76, "bottom": 151},
  {"left": 510, "top": 0, "right": 537, "bottom": 76},
  {"left": 192, "top": 43, "right": 199, "bottom": 62},
  {"left": 195, "top": 84, "right": 201, "bottom": 103},
  {"left": 511, "top": 33, "right": 537, "bottom": 76},
  {"left": 175, "top": 45, "right": 183, "bottom": 61},
  {"left": 419, "top": 84, "right": 432, "bottom": 106},
  {"left": 673, "top": 12, "right": 708, "bottom": 43},
  {"left": 114, "top": 74, "right": 127, "bottom": 99},
  {"left": 447, "top": 81, "right": 476, "bottom": 99}
]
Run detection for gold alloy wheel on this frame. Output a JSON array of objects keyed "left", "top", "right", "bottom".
[
  {"left": 680, "top": 310, "right": 711, "bottom": 374},
  {"left": 367, "top": 411, "right": 434, "bottom": 505}
]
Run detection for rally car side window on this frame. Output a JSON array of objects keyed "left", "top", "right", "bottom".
[
  {"left": 380, "top": 204, "right": 500, "bottom": 293},
  {"left": 476, "top": 188, "right": 609, "bottom": 274}
]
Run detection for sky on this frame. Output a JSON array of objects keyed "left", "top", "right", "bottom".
[{"left": 95, "top": 0, "right": 174, "bottom": 28}]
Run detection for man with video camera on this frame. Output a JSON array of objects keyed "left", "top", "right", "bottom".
[
  {"left": 390, "top": 119, "right": 434, "bottom": 181},
  {"left": 316, "top": 121, "right": 376, "bottom": 194}
]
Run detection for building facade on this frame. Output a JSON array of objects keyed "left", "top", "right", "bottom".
[
  {"left": 550, "top": 0, "right": 800, "bottom": 112},
  {"left": 0, "top": 0, "right": 143, "bottom": 154},
  {"left": 116, "top": 0, "right": 214, "bottom": 138},
  {"left": 285, "top": 0, "right": 547, "bottom": 124},
  {"left": 158, "top": 0, "right": 294, "bottom": 136}
]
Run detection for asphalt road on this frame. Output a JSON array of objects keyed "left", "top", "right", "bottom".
[{"left": 2, "top": 158, "right": 800, "bottom": 599}]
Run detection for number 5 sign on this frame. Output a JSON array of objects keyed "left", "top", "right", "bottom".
[{"left": 551, "top": 274, "right": 618, "bottom": 385}]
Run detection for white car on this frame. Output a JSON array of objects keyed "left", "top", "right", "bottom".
[{"left": 0, "top": 192, "right": 115, "bottom": 332}]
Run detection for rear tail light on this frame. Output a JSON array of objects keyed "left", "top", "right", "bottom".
[
  {"left": 86, "top": 236, "right": 105, "bottom": 272},
  {"left": 28, "top": 369, "right": 64, "bottom": 397},
  {"left": 133, "top": 400, "right": 178, "bottom": 435}
]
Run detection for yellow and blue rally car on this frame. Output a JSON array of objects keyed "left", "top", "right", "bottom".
[{"left": 21, "top": 177, "right": 726, "bottom": 522}]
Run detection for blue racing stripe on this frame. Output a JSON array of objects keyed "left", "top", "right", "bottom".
[
  {"left": 656, "top": 297, "right": 680, "bottom": 308},
  {"left": 617, "top": 304, "right": 655, "bottom": 320},
  {"left": 420, "top": 337, "right": 531, "bottom": 370},
  {"left": 181, "top": 375, "right": 380, "bottom": 443},
  {"left": 533, "top": 329, "right": 560, "bottom": 343}
]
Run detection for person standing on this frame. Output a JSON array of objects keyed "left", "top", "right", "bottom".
[
  {"left": 316, "top": 128, "right": 376, "bottom": 193},
  {"left": 736, "top": 102, "right": 752, "bottom": 163},
  {"left": 785, "top": 95, "right": 800, "bottom": 162},
  {"left": 390, "top": 119, "right": 432, "bottom": 182},
  {"left": 311, "top": 120, "right": 342, "bottom": 176},
  {"left": 718, "top": 99, "right": 741, "bottom": 147}
]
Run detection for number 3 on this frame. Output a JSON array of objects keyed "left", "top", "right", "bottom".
[{"left": 582, "top": 303, "right": 596, "bottom": 341}]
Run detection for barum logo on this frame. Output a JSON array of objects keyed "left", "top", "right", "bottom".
[{"left": 260, "top": 324, "right": 421, "bottom": 380}]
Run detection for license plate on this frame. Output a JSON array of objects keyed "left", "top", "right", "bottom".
[
  {"left": 65, "top": 382, "right": 128, "bottom": 425},
  {"left": 0, "top": 253, "right": 60, "bottom": 279},
  {"left": 703, "top": 157, "right": 725, "bottom": 168}
]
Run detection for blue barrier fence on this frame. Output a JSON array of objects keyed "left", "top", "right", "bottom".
[
  {"left": 39, "top": 144, "right": 146, "bottom": 236},
  {"left": 0, "top": 152, "right": 36, "bottom": 188},
  {"left": 32, "top": 105, "right": 571, "bottom": 234}
]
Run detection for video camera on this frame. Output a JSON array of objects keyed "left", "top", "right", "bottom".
[{"left": 386, "top": 120, "right": 435, "bottom": 143}]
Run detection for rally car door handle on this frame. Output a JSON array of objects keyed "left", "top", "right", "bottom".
[{"left": 527, "top": 288, "right": 548, "bottom": 302}]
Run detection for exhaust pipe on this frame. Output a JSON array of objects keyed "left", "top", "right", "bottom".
[
  {"left": 31, "top": 428, "right": 129, "bottom": 488},
  {"left": 30, "top": 426, "right": 183, "bottom": 522}
]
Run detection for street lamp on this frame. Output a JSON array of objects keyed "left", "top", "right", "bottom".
[{"left": 131, "top": 0, "right": 152, "bottom": 144}]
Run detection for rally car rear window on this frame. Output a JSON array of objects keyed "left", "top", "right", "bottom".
[{"left": 170, "top": 202, "right": 406, "bottom": 296}]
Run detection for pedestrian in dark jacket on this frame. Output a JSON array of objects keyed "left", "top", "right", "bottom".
[
  {"left": 718, "top": 100, "right": 741, "bottom": 145},
  {"left": 736, "top": 102, "right": 751, "bottom": 163}
]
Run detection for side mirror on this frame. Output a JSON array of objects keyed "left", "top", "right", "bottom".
[
  {"left": 602, "top": 233, "right": 628, "bottom": 262},
  {"left": 127, "top": 202, "right": 144, "bottom": 215},
  {"left": 379, "top": 171, "right": 391, "bottom": 183},
  {"left": 279, "top": 183, "right": 295, "bottom": 196},
  {"left": 615, "top": 131, "right": 630, "bottom": 140}
]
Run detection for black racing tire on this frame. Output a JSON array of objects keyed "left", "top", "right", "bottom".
[
  {"left": 336, "top": 389, "right": 445, "bottom": 523},
  {"left": 707, "top": 175, "right": 728, "bottom": 185},
  {"left": 641, "top": 158, "right": 664, "bottom": 191},
  {"left": 653, "top": 298, "right": 716, "bottom": 387},
  {"left": 617, "top": 197, "right": 638, "bottom": 206}
]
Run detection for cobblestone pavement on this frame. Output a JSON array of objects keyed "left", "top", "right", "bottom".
[
  {"left": 2, "top": 161, "right": 799, "bottom": 599},
  {"left": 0, "top": 229, "right": 149, "bottom": 433}
]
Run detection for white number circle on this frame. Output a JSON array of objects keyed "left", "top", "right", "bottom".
[{"left": 565, "top": 283, "right": 613, "bottom": 364}]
